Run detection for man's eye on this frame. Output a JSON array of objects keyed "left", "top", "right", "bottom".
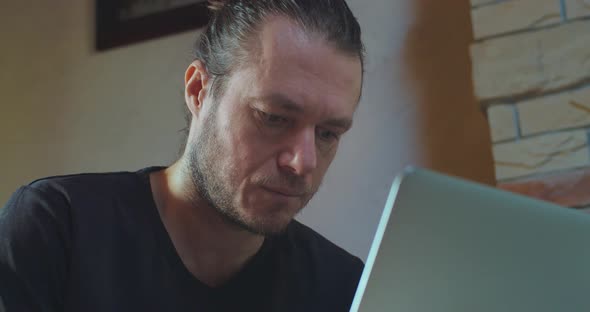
[
  {"left": 259, "top": 111, "right": 288, "bottom": 126},
  {"left": 317, "top": 128, "right": 339, "bottom": 142}
]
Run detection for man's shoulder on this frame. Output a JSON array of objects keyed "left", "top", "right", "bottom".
[
  {"left": 29, "top": 169, "right": 136, "bottom": 189},
  {"left": 25, "top": 167, "right": 157, "bottom": 200},
  {"left": 2, "top": 169, "right": 143, "bottom": 226}
]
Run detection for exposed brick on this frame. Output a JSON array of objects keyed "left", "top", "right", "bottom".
[
  {"left": 493, "top": 130, "right": 589, "bottom": 180},
  {"left": 566, "top": 0, "right": 590, "bottom": 19},
  {"left": 470, "top": 20, "right": 590, "bottom": 102},
  {"left": 487, "top": 104, "right": 517, "bottom": 142},
  {"left": 518, "top": 86, "right": 590, "bottom": 136},
  {"left": 499, "top": 167, "right": 590, "bottom": 207},
  {"left": 471, "top": 0, "right": 561, "bottom": 40}
]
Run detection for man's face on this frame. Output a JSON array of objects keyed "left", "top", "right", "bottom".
[{"left": 188, "top": 17, "right": 362, "bottom": 235}]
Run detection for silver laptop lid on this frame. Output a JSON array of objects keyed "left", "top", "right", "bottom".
[{"left": 351, "top": 167, "right": 590, "bottom": 312}]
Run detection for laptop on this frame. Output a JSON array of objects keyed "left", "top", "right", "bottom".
[{"left": 350, "top": 167, "right": 590, "bottom": 312}]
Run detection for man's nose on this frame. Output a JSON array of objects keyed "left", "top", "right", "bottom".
[{"left": 278, "top": 128, "right": 318, "bottom": 176}]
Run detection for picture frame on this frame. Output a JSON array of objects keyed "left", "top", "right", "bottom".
[{"left": 96, "top": 0, "right": 210, "bottom": 51}]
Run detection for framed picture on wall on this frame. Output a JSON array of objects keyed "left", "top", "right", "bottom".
[{"left": 96, "top": 0, "right": 210, "bottom": 51}]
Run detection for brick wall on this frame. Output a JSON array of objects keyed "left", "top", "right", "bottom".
[{"left": 469, "top": 0, "right": 590, "bottom": 210}]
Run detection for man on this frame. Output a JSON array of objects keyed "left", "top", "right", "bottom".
[{"left": 0, "top": 0, "right": 365, "bottom": 311}]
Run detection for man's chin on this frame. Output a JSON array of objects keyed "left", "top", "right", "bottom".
[
  {"left": 240, "top": 214, "right": 295, "bottom": 236},
  {"left": 232, "top": 201, "right": 304, "bottom": 235}
]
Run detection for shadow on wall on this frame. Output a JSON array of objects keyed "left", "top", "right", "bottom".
[{"left": 400, "top": 0, "right": 496, "bottom": 185}]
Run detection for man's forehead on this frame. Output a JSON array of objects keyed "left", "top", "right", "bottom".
[
  {"left": 255, "top": 16, "right": 362, "bottom": 79},
  {"left": 251, "top": 18, "right": 362, "bottom": 98},
  {"left": 257, "top": 16, "right": 312, "bottom": 57}
]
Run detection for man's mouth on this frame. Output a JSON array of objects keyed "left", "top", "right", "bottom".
[{"left": 261, "top": 186, "right": 305, "bottom": 198}]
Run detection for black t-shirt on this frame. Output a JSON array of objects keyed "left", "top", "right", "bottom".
[{"left": 0, "top": 167, "right": 363, "bottom": 311}]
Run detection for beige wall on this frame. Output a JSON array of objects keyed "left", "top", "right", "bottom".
[
  {"left": 302, "top": 0, "right": 495, "bottom": 259},
  {"left": 1, "top": 0, "right": 193, "bottom": 199},
  {"left": 1, "top": 0, "right": 494, "bottom": 260}
]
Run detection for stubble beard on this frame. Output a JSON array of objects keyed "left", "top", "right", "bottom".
[{"left": 187, "top": 106, "right": 301, "bottom": 236}]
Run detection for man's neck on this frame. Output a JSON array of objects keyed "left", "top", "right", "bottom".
[{"left": 149, "top": 161, "right": 265, "bottom": 287}]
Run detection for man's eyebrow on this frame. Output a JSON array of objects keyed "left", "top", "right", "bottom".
[
  {"left": 250, "top": 94, "right": 304, "bottom": 113},
  {"left": 324, "top": 118, "right": 353, "bottom": 131}
]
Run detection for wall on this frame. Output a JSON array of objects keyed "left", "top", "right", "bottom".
[
  {"left": 303, "top": 0, "right": 496, "bottom": 259},
  {"left": 0, "top": 1, "right": 193, "bottom": 197},
  {"left": 470, "top": 0, "right": 590, "bottom": 211},
  {"left": 1, "top": 0, "right": 495, "bottom": 260}
]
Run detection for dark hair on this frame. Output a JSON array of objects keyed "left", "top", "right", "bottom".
[{"left": 180, "top": 0, "right": 364, "bottom": 153}]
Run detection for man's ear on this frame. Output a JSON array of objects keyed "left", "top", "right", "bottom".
[{"left": 184, "top": 60, "right": 211, "bottom": 117}]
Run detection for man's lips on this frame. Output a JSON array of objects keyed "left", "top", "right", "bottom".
[{"left": 261, "top": 186, "right": 305, "bottom": 197}]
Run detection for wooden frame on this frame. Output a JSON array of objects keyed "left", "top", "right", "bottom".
[{"left": 96, "top": 0, "right": 210, "bottom": 51}]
